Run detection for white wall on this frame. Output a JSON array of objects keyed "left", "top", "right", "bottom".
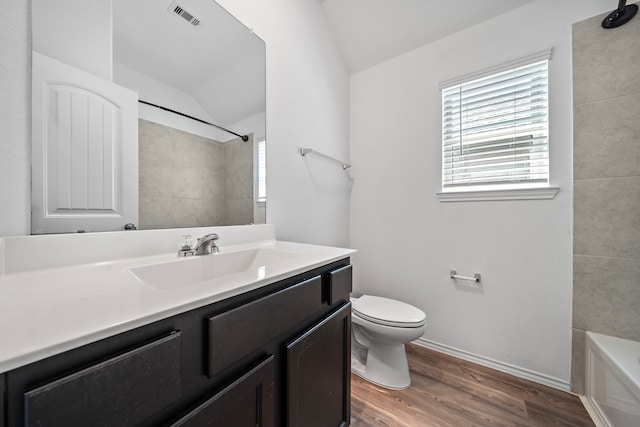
[
  {"left": 229, "top": 111, "right": 266, "bottom": 143},
  {"left": 1, "top": 0, "right": 112, "bottom": 236},
  {"left": 0, "top": 1, "right": 31, "bottom": 237},
  {"left": 114, "top": 62, "right": 231, "bottom": 142},
  {"left": 350, "top": 0, "right": 611, "bottom": 388},
  {"left": 215, "top": 0, "right": 351, "bottom": 247},
  {"left": 0, "top": 0, "right": 350, "bottom": 247},
  {"left": 32, "top": 0, "right": 112, "bottom": 80}
]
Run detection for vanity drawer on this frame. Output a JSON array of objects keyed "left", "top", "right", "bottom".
[
  {"left": 24, "top": 331, "right": 182, "bottom": 427},
  {"left": 171, "top": 355, "right": 274, "bottom": 427},
  {"left": 208, "top": 275, "right": 323, "bottom": 377},
  {"left": 327, "top": 264, "right": 352, "bottom": 305}
]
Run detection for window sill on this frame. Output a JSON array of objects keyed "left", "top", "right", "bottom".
[{"left": 436, "top": 187, "right": 559, "bottom": 202}]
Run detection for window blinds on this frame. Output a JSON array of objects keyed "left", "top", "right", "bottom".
[
  {"left": 257, "top": 139, "right": 266, "bottom": 202},
  {"left": 442, "top": 58, "right": 549, "bottom": 189}
]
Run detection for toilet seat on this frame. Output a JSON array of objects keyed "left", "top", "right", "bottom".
[{"left": 352, "top": 295, "right": 425, "bottom": 328}]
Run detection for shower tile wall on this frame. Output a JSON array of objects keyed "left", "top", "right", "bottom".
[
  {"left": 223, "top": 135, "right": 255, "bottom": 225},
  {"left": 571, "top": 6, "right": 640, "bottom": 394},
  {"left": 138, "top": 119, "right": 254, "bottom": 229}
]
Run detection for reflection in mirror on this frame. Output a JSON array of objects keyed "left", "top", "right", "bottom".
[{"left": 31, "top": 0, "right": 266, "bottom": 234}]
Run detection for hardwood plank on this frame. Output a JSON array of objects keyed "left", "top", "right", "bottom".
[
  {"left": 408, "top": 348, "right": 529, "bottom": 419},
  {"left": 351, "top": 343, "right": 595, "bottom": 427},
  {"left": 525, "top": 400, "right": 594, "bottom": 427}
]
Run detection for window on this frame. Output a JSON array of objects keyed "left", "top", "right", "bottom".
[
  {"left": 441, "top": 52, "right": 551, "bottom": 195},
  {"left": 257, "top": 138, "right": 266, "bottom": 204}
]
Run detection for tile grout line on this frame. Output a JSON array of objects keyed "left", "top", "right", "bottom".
[
  {"left": 573, "top": 175, "right": 640, "bottom": 182},
  {"left": 573, "top": 253, "right": 640, "bottom": 262},
  {"left": 573, "top": 90, "right": 640, "bottom": 108}
]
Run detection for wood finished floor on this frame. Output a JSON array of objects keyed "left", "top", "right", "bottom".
[{"left": 350, "top": 344, "right": 594, "bottom": 427}]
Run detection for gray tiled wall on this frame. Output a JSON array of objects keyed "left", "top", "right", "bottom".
[
  {"left": 571, "top": 6, "right": 640, "bottom": 394},
  {"left": 138, "top": 119, "right": 254, "bottom": 229},
  {"left": 223, "top": 136, "right": 255, "bottom": 225}
]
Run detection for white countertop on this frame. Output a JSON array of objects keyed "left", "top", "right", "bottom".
[{"left": 0, "top": 231, "right": 354, "bottom": 373}]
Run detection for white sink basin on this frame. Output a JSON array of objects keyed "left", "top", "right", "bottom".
[{"left": 129, "top": 248, "right": 300, "bottom": 290}]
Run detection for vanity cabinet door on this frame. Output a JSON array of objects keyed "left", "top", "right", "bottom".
[
  {"left": 286, "top": 303, "right": 351, "bottom": 427},
  {"left": 23, "top": 331, "right": 182, "bottom": 427},
  {"left": 170, "top": 355, "right": 274, "bottom": 427},
  {"left": 1, "top": 374, "right": 5, "bottom": 427},
  {"left": 208, "top": 275, "right": 322, "bottom": 377}
]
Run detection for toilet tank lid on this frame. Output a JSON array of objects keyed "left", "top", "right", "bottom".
[{"left": 352, "top": 295, "right": 426, "bottom": 325}]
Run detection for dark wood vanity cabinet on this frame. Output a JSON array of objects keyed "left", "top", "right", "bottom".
[
  {"left": 0, "top": 374, "right": 5, "bottom": 427},
  {"left": 170, "top": 355, "right": 275, "bottom": 427},
  {"left": 2, "top": 259, "right": 352, "bottom": 427},
  {"left": 24, "top": 332, "right": 183, "bottom": 427},
  {"left": 286, "top": 303, "right": 351, "bottom": 427}
]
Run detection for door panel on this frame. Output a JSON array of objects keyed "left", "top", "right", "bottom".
[
  {"left": 286, "top": 303, "right": 351, "bottom": 427},
  {"left": 32, "top": 51, "right": 138, "bottom": 233},
  {"left": 171, "top": 355, "right": 274, "bottom": 427}
]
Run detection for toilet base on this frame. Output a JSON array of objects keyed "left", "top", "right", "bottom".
[{"left": 351, "top": 342, "right": 411, "bottom": 390}]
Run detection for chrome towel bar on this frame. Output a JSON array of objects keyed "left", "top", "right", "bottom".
[
  {"left": 300, "top": 147, "right": 351, "bottom": 170},
  {"left": 450, "top": 270, "right": 481, "bottom": 283}
]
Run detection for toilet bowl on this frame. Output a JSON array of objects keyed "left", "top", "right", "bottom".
[{"left": 350, "top": 295, "right": 426, "bottom": 390}]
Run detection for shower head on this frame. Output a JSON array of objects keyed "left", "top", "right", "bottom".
[{"left": 602, "top": 0, "right": 638, "bottom": 28}]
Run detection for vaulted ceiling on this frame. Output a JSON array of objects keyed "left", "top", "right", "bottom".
[
  {"left": 318, "top": 0, "right": 535, "bottom": 74},
  {"left": 112, "top": 0, "right": 538, "bottom": 126},
  {"left": 113, "top": 0, "right": 265, "bottom": 127}
]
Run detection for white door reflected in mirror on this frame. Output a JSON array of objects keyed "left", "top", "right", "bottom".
[{"left": 31, "top": 52, "right": 139, "bottom": 234}]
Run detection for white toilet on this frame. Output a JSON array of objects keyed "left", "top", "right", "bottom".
[{"left": 350, "top": 295, "right": 426, "bottom": 390}]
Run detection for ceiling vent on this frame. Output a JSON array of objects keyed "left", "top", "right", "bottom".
[{"left": 168, "top": 1, "right": 202, "bottom": 28}]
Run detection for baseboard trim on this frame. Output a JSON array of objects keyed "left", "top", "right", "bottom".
[{"left": 414, "top": 338, "right": 571, "bottom": 392}]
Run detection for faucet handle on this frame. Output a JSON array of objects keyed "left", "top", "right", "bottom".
[
  {"left": 178, "top": 234, "right": 195, "bottom": 247},
  {"left": 177, "top": 235, "right": 195, "bottom": 257}
]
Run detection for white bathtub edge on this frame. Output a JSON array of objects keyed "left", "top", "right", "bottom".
[
  {"left": 585, "top": 331, "right": 640, "bottom": 427},
  {"left": 586, "top": 332, "right": 640, "bottom": 403},
  {"left": 580, "top": 395, "right": 611, "bottom": 427}
]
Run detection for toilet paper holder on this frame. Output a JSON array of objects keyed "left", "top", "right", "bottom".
[{"left": 450, "top": 270, "right": 481, "bottom": 283}]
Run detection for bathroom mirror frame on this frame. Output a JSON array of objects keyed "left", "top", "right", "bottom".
[{"left": 30, "top": 0, "right": 266, "bottom": 234}]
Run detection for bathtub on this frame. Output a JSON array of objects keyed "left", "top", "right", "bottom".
[{"left": 582, "top": 332, "right": 640, "bottom": 427}]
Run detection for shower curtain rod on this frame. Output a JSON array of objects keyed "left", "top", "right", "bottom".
[{"left": 138, "top": 100, "right": 249, "bottom": 142}]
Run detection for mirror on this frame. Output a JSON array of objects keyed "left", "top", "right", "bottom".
[{"left": 31, "top": 0, "right": 266, "bottom": 233}]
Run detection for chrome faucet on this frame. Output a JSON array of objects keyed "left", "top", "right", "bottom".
[{"left": 194, "top": 233, "right": 220, "bottom": 255}]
